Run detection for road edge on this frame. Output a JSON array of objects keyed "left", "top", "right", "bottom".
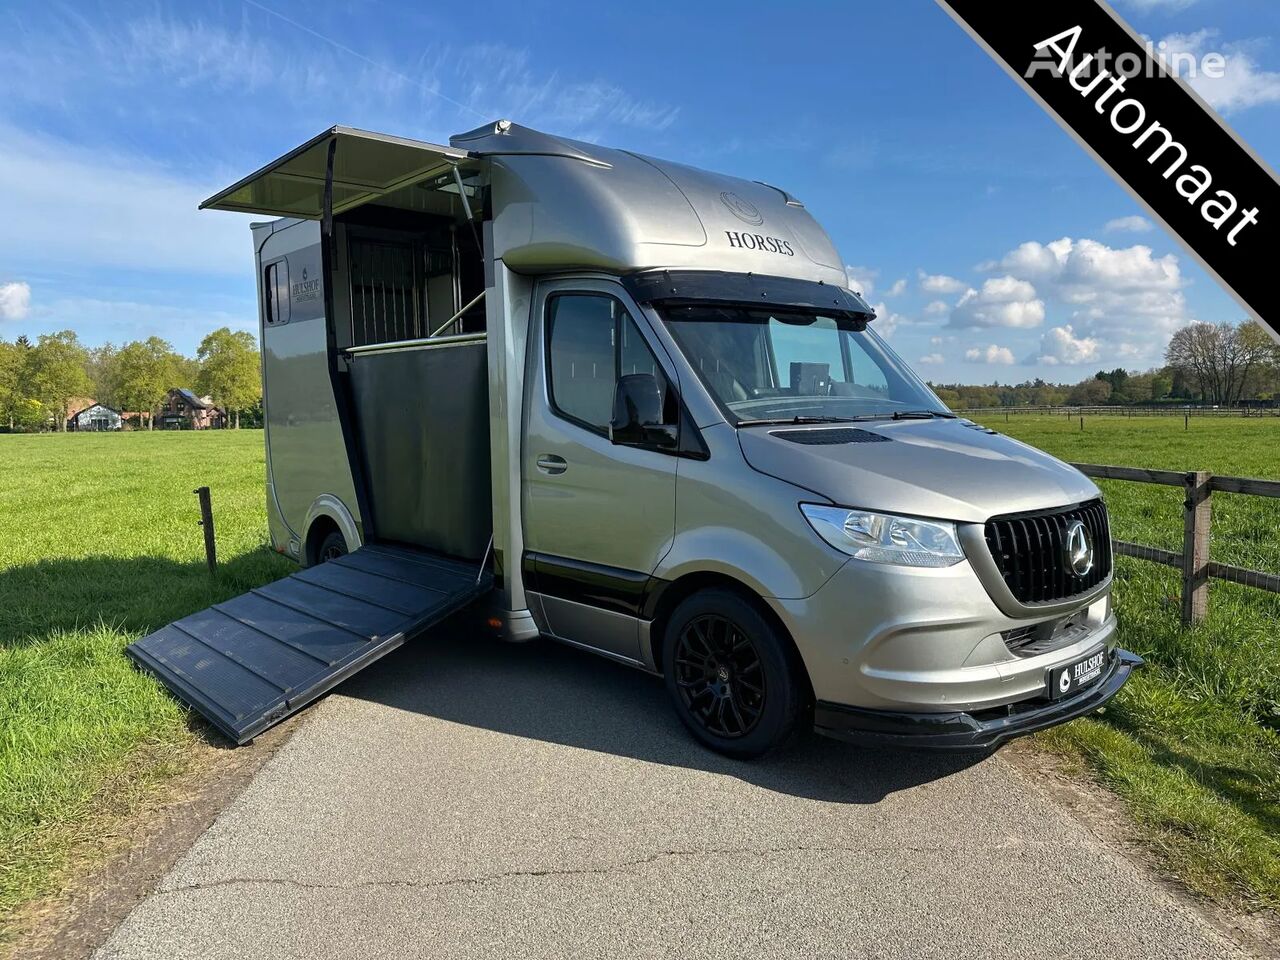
[
  {"left": 4, "top": 716, "right": 301, "bottom": 960},
  {"left": 999, "top": 738, "right": 1279, "bottom": 960}
]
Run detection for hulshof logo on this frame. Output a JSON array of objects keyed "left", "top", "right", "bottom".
[
  {"left": 292, "top": 265, "right": 322, "bottom": 304},
  {"left": 1064, "top": 520, "right": 1094, "bottom": 578},
  {"left": 725, "top": 231, "right": 795, "bottom": 256},
  {"left": 719, "top": 190, "right": 764, "bottom": 225}
]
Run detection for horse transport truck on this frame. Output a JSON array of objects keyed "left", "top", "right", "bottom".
[{"left": 128, "top": 120, "right": 1140, "bottom": 758}]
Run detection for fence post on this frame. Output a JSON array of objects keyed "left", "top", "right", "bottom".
[
  {"left": 1181, "top": 471, "right": 1212, "bottom": 626},
  {"left": 195, "top": 486, "right": 217, "bottom": 574}
]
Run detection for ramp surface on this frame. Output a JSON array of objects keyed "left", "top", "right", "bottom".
[{"left": 127, "top": 544, "right": 490, "bottom": 744}]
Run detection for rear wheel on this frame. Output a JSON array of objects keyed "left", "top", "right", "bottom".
[
  {"left": 662, "top": 588, "right": 806, "bottom": 759},
  {"left": 316, "top": 529, "right": 348, "bottom": 564}
]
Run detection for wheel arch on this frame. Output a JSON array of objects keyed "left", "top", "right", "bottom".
[
  {"left": 645, "top": 571, "right": 814, "bottom": 705},
  {"left": 303, "top": 495, "right": 362, "bottom": 567}
]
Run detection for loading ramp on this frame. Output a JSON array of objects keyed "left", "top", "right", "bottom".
[{"left": 127, "top": 544, "right": 491, "bottom": 744}]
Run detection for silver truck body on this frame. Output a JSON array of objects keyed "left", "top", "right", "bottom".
[{"left": 201, "top": 121, "right": 1138, "bottom": 750}]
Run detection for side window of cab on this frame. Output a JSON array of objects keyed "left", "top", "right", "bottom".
[{"left": 546, "top": 293, "right": 673, "bottom": 435}]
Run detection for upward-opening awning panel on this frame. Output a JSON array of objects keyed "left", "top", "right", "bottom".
[
  {"left": 200, "top": 126, "right": 470, "bottom": 219},
  {"left": 127, "top": 545, "right": 491, "bottom": 744}
]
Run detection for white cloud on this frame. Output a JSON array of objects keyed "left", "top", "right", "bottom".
[
  {"left": 1158, "top": 30, "right": 1280, "bottom": 113},
  {"left": 918, "top": 353, "right": 945, "bottom": 365},
  {"left": 998, "top": 238, "right": 1181, "bottom": 293},
  {"left": 455, "top": 44, "right": 680, "bottom": 132},
  {"left": 3, "top": 13, "right": 678, "bottom": 138},
  {"left": 0, "top": 282, "right": 32, "bottom": 320},
  {"left": 1105, "top": 215, "right": 1154, "bottom": 234},
  {"left": 1123, "top": 0, "right": 1199, "bottom": 10},
  {"left": 965, "top": 345, "right": 1016, "bottom": 366},
  {"left": 991, "top": 236, "right": 1187, "bottom": 362},
  {"left": 869, "top": 301, "right": 909, "bottom": 339},
  {"left": 950, "top": 276, "right": 1046, "bottom": 329},
  {"left": 923, "top": 300, "right": 950, "bottom": 317},
  {"left": 0, "top": 125, "right": 249, "bottom": 276},
  {"left": 918, "top": 270, "right": 968, "bottom": 295},
  {"left": 845, "top": 265, "right": 878, "bottom": 297},
  {"left": 885, "top": 278, "right": 907, "bottom": 298},
  {"left": 1031, "top": 325, "right": 1101, "bottom": 366}
]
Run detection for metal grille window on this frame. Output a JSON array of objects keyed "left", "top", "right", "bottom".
[
  {"left": 349, "top": 237, "right": 425, "bottom": 346},
  {"left": 984, "top": 499, "right": 1112, "bottom": 605}
]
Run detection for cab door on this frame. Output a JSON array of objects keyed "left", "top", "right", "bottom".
[{"left": 522, "top": 280, "right": 680, "bottom": 662}]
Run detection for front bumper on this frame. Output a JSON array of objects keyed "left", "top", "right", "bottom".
[{"left": 813, "top": 648, "right": 1143, "bottom": 750}]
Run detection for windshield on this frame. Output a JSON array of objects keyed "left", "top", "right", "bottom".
[{"left": 660, "top": 305, "right": 950, "bottom": 424}]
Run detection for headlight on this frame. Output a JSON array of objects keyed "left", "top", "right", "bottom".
[{"left": 800, "top": 504, "right": 965, "bottom": 568}]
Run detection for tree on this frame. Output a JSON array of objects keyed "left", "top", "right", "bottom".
[
  {"left": 1150, "top": 372, "right": 1173, "bottom": 401},
  {"left": 196, "top": 328, "right": 261, "bottom": 428},
  {"left": 173, "top": 354, "right": 201, "bottom": 392},
  {"left": 932, "top": 387, "right": 964, "bottom": 409},
  {"left": 110, "top": 337, "right": 183, "bottom": 430},
  {"left": 1067, "top": 378, "right": 1112, "bottom": 406},
  {"left": 86, "top": 343, "right": 119, "bottom": 407},
  {"left": 26, "top": 331, "right": 91, "bottom": 431},
  {"left": 1165, "top": 320, "right": 1275, "bottom": 405},
  {"left": 0, "top": 340, "right": 24, "bottom": 430}
]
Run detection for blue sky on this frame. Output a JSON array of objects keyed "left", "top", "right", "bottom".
[{"left": 1, "top": 0, "right": 1278, "bottom": 383}]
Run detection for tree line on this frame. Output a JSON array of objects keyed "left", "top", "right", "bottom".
[
  {"left": 0, "top": 328, "right": 261, "bottom": 431},
  {"left": 931, "top": 320, "right": 1280, "bottom": 410}
]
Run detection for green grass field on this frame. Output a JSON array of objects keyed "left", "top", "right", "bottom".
[
  {"left": 0, "top": 431, "right": 291, "bottom": 928},
  {"left": 0, "top": 417, "right": 1277, "bottom": 930},
  {"left": 994, "top": 414, "right": 1280, "bottom": 910}
]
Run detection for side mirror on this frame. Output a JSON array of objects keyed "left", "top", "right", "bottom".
[{"left": 610, "top": 374, "right": 677, "bottom": 449}]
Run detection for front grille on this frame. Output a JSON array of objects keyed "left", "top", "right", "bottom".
[
  {"left": 984, "top": 500, "right": 1111, "bottom": 605},
  {"left": 1001, "top": 614, "right": 1094, "bottom": 658}
]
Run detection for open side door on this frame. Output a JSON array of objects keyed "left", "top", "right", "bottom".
[
  {"left": 200, "top": 126, "right": 470, "bottom": 219},
  {"left": 127, "top": 545, "right": 491, "bottom": 744}
]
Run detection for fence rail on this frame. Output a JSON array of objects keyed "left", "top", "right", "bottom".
[
  {"left": 965, "top": 405, "right": 1279, "bottom": 418},
  {"left": 1069, "top": 462, "right": 1280, "bottom": 624}
]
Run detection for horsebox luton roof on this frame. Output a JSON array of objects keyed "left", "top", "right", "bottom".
[{"left": 201, "top": 120, "right": 851, "bottom": 287}]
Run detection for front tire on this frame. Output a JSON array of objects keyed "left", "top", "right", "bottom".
[{"left": 662, "top": 588, "right": 806, "bottom": 759}]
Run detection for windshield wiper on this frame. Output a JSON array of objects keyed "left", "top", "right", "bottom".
[
  {"left": 890, "top": 410, "right": 958, "bottom": 421},
  {"left": 735, "top": 416, "right": 858, "bottom": 427}
]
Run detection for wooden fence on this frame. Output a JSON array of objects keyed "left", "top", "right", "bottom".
[
  {"left": 1070, "top": 463, "right": 1280, "bottom": 625},
  {"left": 965, "top": 405, "right": 1279, "bottom": 419}
]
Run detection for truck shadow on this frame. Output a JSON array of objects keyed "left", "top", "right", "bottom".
[
  {"left": 0, "top": 551, "right": 292, "bottom": 650},
  {"left": 343, "top": 616, "right": 988, "bottom": 805},
  {"left": 0, "top": 551, "right": 294, "bottom": 750},
  {"left": 1, "top": 554, "right": 987, "bottom": 794}
]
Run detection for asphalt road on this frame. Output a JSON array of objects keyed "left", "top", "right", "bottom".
[{"left": 96, "top": 624, "right": 1243, "bottom": 960}]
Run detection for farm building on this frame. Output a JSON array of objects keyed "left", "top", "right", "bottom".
[
  {"left": 68, "top": 403, "right": 123, "bottom": 431},
  {"left": 157, "top": 389, "right": 226, "bottom": 430}
]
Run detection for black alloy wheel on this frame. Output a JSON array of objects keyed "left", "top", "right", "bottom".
[
  {"left": 673, "top": 614, "right": 766, "bottom": 738},
  {"left": 662, "top": 588, "right": 807, "bottom": 759}
]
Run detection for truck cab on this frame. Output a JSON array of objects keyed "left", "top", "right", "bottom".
[{"left": 131, "top": 120, "right": 1138, "bottom": 757}]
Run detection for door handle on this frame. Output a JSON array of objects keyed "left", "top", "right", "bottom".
[{"left": 536, "top": 454, "right": 568, "bottom": 475}]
